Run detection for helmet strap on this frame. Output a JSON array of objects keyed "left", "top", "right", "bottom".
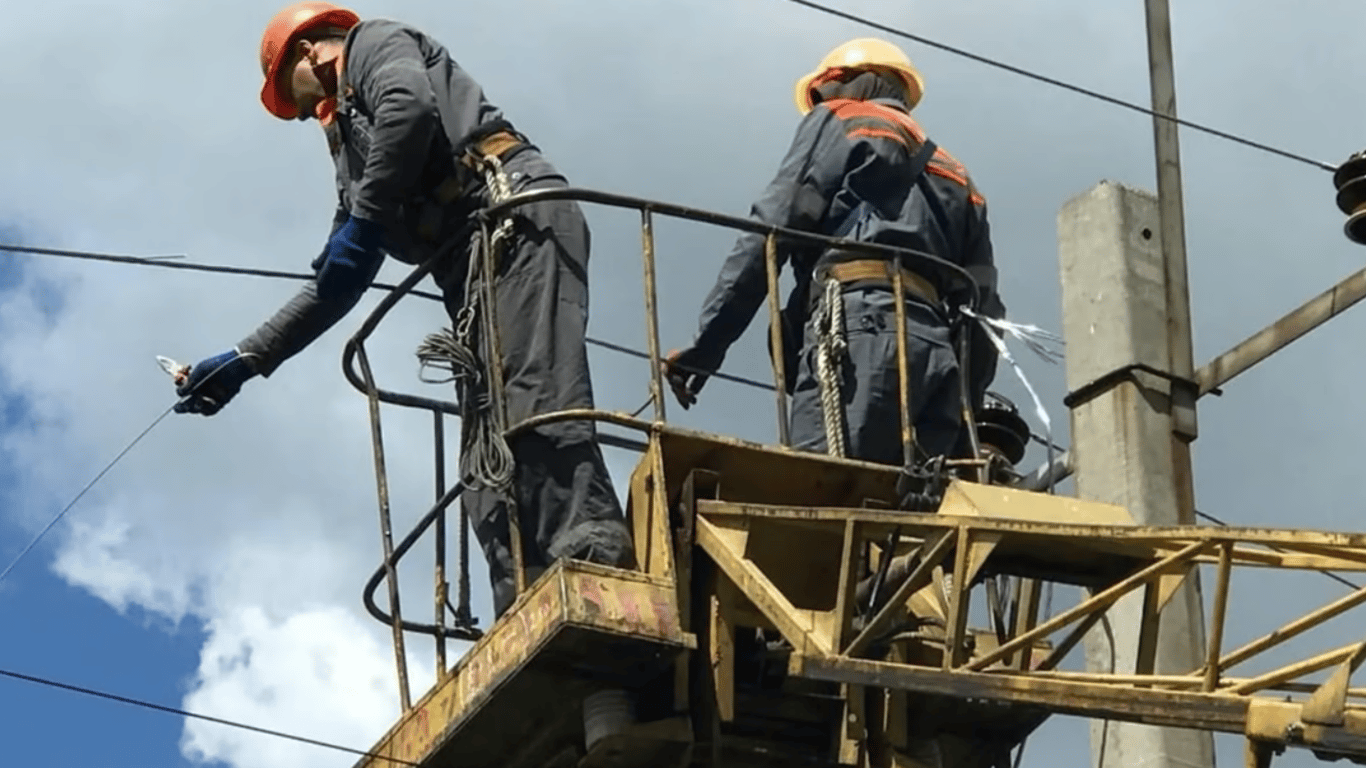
[
  {"left": 316, "top": 96, "right": 339, "bottom": 125},
  {"left": 309, "top": 53, "right": 340, "bottom": 99}
]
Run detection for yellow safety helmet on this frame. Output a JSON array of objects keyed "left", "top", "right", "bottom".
[{"left": 793, "top": 38, "right": 925, "bottom": 115}]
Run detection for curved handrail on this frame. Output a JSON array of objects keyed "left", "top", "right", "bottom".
[
  {"left": 505, "top": 408, "right": 657, "bottom": 440},
  {"left": 339, "top": 183, "right": 985, "bottom": 431},
  {"left": 341, "top": 252, "right": 462, "bottom": 416},
  {"left": 362, "top": 479, "right": 484, "bottom": 642},
  {"left": 481, "top": 186, "right": 982, "bottom": 308}
]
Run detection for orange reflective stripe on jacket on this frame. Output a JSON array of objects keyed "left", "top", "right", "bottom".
[{"left": 822, "top": 98, "right": 985, "bottom": 206}]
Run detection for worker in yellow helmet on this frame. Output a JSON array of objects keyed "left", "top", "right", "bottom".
[
  {"left": 173, "top": 2, "right": 635, "bottom": 619},
  {"left": 665, "top": 38, "right": 1006, "bottom": 468}
]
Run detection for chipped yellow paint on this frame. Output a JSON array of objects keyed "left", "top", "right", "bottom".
[
  {"left": 938, "top": 480, "right": 1136, "bottom": 526},
  {"left": 354, "top": 563, "right": 685, "bottom": 768}
]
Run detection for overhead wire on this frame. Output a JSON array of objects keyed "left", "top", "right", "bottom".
[
  {"left": 1194, "top": 508, "right": 1362, "bottom": 592},
  {"left": 0, "top": 240, "right": 786, "bottom": 589},
  {"left": 0, "top": 403, "right": 177, "bottom": 585},
  {"left": 0, "top": 243, "right": 776, "bottom": 394},
  {"left": 0, "top": 240, "right": 778, "bottom": 582},
  {"left": 0, "top": 353, "right": 263, "bottom": 585},
  {"left": 0, "top": 666, "right": 419, "bottom": 766},
  {"left": 0, "top": 243, "right": 1096, "bottom": 469},
  {"left": 779, "top": 0, "right": 1339, "bottom": 173},
  {"left": 0, "top": 243, "right": 445, "bottom": 303}
]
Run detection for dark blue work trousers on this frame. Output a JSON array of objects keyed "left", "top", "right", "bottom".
[{"left": 788, "top": 286, "right": 963, "bottom": 464}]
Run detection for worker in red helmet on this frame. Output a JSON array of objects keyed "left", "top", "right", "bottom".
[
  {"left": 173, "top": 2, "right": 635, "bottom": 619},
  {"left": 664, "top": 38, "right": 1006, "bottom": 467}
]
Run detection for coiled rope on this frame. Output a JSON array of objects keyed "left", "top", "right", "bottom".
[{"left": 415, "top": 153, "right": 520, "bottom": 492}]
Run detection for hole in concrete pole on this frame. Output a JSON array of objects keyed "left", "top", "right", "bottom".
[{"left": 1141, "top": 227, "right": 1153, "bottom": 240}]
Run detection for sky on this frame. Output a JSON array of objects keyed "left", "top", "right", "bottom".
[{"left": 1, "top": 1, "right": 1365, "bottom": 767}]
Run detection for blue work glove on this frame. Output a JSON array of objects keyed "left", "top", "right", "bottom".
[
  {"left": 315, "top": 215, "right": 386, "bottom": 301},
  {"left": 173, "top": 349, "right": 258, "bottom": 416}
]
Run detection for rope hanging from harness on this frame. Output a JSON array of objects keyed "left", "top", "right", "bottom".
[
  {"left": 416, "top": 152, "right": 520, "bottom": 493},
  {"left": 813, "top": 277, "right": 848, "bottom": 457}
]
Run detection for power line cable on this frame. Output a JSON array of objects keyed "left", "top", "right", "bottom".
[
  {"left": 779, "top": 0, "right": 1339, "bottom": 173},
  {"left": 0, "top": 241, "right": 773, "bottom": 580},
  {"left": 0, "top": 243, "right": 445, "bottom": 302},
  {"left": 583, "top": 335, "right": 775, "bottom": 391},
  {"left": 0, "top": 354, "right": 259, "bottom": 585},
  {"left": 1193, "top": 508, "right": 1362, "bottom": 592},
  {"left": 0, "top": 243, "right": 778, "bottom": 394},
  {"left": 0, "top": 666, "right": 418, "bottom": 766},
  {"left": 0, "top": 403, "right": 176, "bottom": 585}
]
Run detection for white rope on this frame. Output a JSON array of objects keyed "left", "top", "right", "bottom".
[
  {"left": 478, "top": 153, "right": 517, "bottom": 251},
  {"left": 813, "top": 277, "right": 848, "bottom": 457}
]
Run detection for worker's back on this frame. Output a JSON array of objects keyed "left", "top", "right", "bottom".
[{"left": 802, "top": 94, "right": 995, "bottom": 315}]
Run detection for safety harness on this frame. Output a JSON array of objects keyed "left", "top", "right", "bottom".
[
  {"left": 412, "top": 125, "right": 543, "bottom": 596},
  {"left": 806, "top": 121, "right": 941, "bottom": 458},
  {"left": 415, "top": 127, "right": 526, "bottom": 494}
]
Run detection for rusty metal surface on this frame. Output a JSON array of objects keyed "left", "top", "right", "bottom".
[
  {"left": 650, "top": 432, "right": 1366, "bottom": 763},
  {"left": 640, "top": 210, "right": 668, "bottom": 424},
  {"left": 478, "top": 187, "right": 981, "bottom": 305},
  {"left": 792, "top": 653, "right": 1251, "bottom": 731},
  {"left": 355, "top": 340, "right": 413, "bottom": 711},
  {"left": 1245, "top": 699, "right": 1366, "bottom": 757},
  {"left": 329, "top": 175, "right": 1366, "bottom": 768},
  {"left": 890, "top": 265, "right": 916, "bottom": 466},
  {"left": 343, "top": 423, "right": 1366, "bottom": 767},
  {"left": 361, "top": 481, "right": 481, "bottom": 641},
  {"left": 694, "top": 498, "right": 1366, "bottom": 555},
  {"left": 762, "top": 233, "right": 790, "bottom": 446},
  {"left": 1196, "top": 266, "right": 1366, "bottom": 396},
  {"left": 351, "top": 561, "right": 691, "bottom": 768},
  {"left": 433, "top": 411, "right": 448, "bottom": 677}
]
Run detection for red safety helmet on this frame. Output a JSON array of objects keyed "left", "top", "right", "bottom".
[{"left": 258, "top": 1, "right": 360, "bottom": 120}]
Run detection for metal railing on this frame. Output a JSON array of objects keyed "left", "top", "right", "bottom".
[{"left": 341, "top": 184, "right": 988, "bottom": 710}]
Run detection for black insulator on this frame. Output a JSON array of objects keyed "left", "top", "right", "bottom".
[
  {"left": 975, "top": 391, "right": 1031, "bottom": 466},
  {"left": 1332, "top": 151, "right": 1366, "bottom": 245}
]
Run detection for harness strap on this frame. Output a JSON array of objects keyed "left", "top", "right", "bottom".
[
  {"left": 417, "top": 129, "right": 525, "bottom": 241},
  {"left": 818, "top": 258, "right": 940, "bottom": 305}
]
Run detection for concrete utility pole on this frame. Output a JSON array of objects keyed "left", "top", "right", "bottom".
[
  {"left": 1143, "top": 0, "right": 1198, "bottom": 519},
  {"left": 1058, "top": 181, "right": 1216, "bottom": 768}
]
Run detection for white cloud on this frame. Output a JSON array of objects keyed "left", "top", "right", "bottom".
[
  {"left": 179, "top": 604, "right": 410, "bottom": 768},
  {"left": 54, "top": 515, "right": 198, "bottom": 622}
]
